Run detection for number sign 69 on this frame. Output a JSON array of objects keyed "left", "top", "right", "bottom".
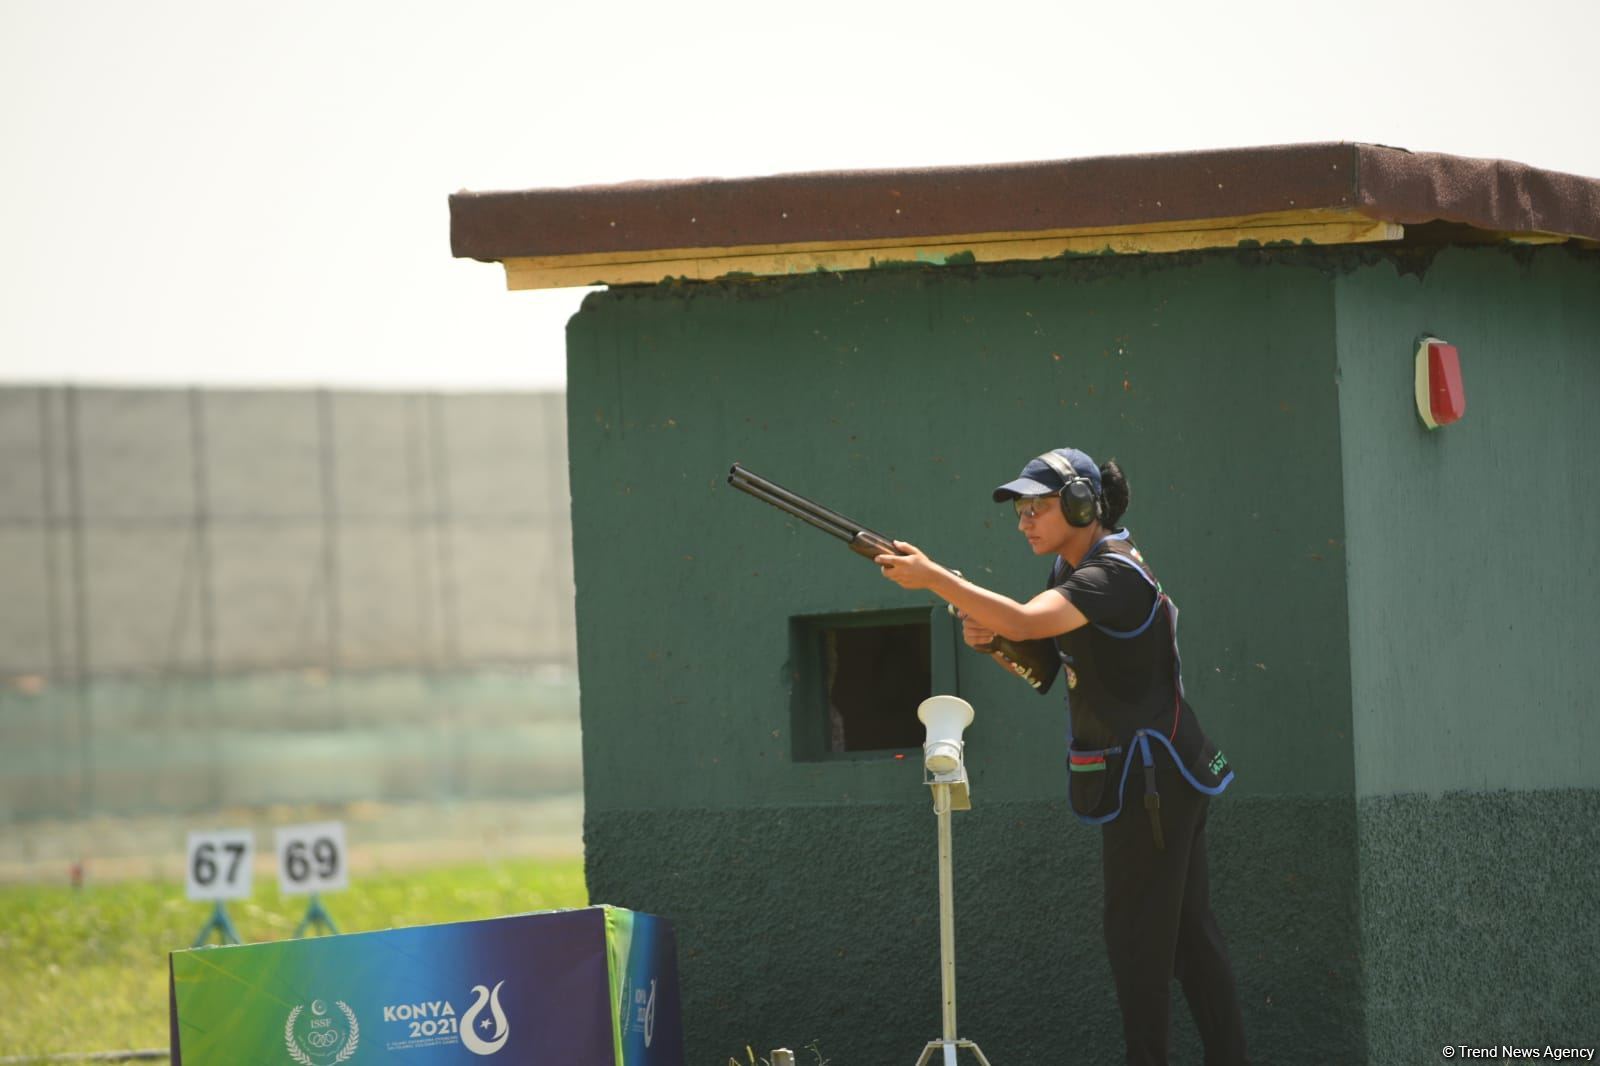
[{"left": 275, "top": 822, "right": 348, "bottom": 895}]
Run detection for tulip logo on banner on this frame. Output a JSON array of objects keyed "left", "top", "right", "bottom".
[
  {"left": 639, "top": 978, "right": 657, "bottom": 1048},
  {"left": 460, "top": 981, "right": 510, "bottom": 1056},
  {"left": 620, "top": 975, "right": 658, "bottom": 1048},
  {"left": 284, "top": 1000, "right": 360, "bottom": 1064}
]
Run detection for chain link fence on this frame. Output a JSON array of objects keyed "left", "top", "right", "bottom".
[{"left": 0, "top": 387, "right": 579, "bottom": 832}]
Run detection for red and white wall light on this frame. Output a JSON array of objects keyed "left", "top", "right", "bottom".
[{"left": 1415, "top": 337, "right": 1465, "bottom": 430}]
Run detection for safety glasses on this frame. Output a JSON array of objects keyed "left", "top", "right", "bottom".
[{"left": 1013, "top": 494, "right": 1060, "bottom": 520}]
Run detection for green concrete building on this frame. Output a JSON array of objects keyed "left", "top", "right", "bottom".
[{"left": 452, "top": 144, "right": 1600, "bottom": 1064}]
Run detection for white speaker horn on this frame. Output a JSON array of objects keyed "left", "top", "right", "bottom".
[{"left": 917, "top": 695, "right": 975, "bottom": 775}]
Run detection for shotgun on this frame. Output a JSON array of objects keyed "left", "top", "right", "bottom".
[{"left": 727, "top": 463, "right": 1061, "bottom": 694}]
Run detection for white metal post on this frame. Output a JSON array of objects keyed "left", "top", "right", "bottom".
[
  {"left": 913, "top": 693, "right": 993, "bottom": 1066},
  {"left": 935, "top": 781, "right": 958, "bottom": 1066}
]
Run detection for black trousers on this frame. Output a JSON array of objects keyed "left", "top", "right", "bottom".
[{"left": 1100, "top": 762, "right": 1249, "bottom": 1065}]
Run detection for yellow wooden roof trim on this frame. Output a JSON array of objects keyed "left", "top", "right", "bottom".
[{"left": 498, "top": 208, "right": 1406, "bottom": 291}]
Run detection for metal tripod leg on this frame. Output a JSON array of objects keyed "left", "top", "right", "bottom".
[
  {"left": 192, "top": 900, "right": 242, "bottom": 947},
  {"left": 914, "top": 1039, "right": 993, "bottom": 1066},
  {"left": 293, "top": 892, "right": 340, "bottom": 938}
]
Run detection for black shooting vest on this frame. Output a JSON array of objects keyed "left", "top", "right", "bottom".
[{"left": 1054, "top": 530, "right": 1234, "bottom": 848}]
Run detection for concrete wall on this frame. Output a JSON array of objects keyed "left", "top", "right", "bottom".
[
  {"left": 1335, "top": 246, "right": 1600, "bottom": 1059},
  {"left": 570, "top": 252, "right": 1366, "bottom": 1065},
  {"left": 0, "top": 387, "right": 578, "bottom": 821}
]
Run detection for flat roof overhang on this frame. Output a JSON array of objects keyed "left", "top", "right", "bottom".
[{"left": 449, "top": 143, "right": 1600, "bottom": 290}]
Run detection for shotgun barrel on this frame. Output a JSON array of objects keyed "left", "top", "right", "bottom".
[
  {"left": 726, "top": 462, "right": 1061, "bottom": 694},
  {"left": 728, "top": 464, "right": 900, "bottom": 559}
]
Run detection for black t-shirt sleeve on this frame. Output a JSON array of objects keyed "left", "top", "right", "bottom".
[{"left": 1052, "top": 558, "right": 1156, "bottom": 631}]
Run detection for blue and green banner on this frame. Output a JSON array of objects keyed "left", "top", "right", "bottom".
[{"left": 169, "top": 905, "right": 683, "bottom": 1065}]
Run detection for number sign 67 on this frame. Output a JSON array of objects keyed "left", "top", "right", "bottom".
[
  {"left": 185, "top": 830, "right": 254, "bottom": 901},
  {"left": 275, "top": 822, "right": 348, "bottom": 895}
]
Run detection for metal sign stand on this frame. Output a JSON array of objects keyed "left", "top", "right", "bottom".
[
  {"left": 192, "top": 901, "right": 242, "bottom": 947},
  {"left": 914, "top": 768, "right": 992, "bottom": 1066},
  {"left": 293, "top": 892, "right": 340, "bottom": 937}
]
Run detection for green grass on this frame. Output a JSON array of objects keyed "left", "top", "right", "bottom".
[{"left": 0, "top": 857, "right": 586, "bottom": 1059}]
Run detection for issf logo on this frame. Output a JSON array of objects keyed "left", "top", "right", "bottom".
[{"left": 284, "top": 999, "right": 359, "bottom": 1064}]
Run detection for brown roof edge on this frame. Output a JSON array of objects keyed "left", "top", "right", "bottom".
[
  {"left": 1354, "top": 144, "right": 1600, "bottom": 240},
  {"left": 449, "top": 143, "right": 1600, "bottom": 263}
]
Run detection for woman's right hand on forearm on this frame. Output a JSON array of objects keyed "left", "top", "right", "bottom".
[{"left": 959, "top": 611, "right": 997, "bottom": 650}]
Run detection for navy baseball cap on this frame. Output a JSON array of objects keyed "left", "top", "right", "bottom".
[{"left": 992, "top": 447, "right": 1101, "bottom": 502}]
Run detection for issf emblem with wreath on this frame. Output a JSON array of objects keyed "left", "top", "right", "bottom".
[{"left": 285, "top": 1000, "right": 360, "bottom": 1064}]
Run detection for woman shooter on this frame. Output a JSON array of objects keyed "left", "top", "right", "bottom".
[{"left": 875, "top": 447, "right": 1249, "bottom": 1066}]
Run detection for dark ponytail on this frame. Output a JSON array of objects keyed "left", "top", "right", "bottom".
[{"left": 1099, "top": 459, "right": 1129, "bottom": 530}]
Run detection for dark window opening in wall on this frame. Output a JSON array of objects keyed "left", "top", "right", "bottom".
[
  {"left": 790, "top": 608, "right": 957, "bottom": 761},
  {"left": 824, "top": 621, "right": 930, "bottom": 753}
]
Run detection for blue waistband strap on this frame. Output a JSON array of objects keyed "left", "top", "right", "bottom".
[
  {"left": 1071, "top": 729, "right": 1234, "bottom": 827},
  {"left": 1139, "top": 729, "right": 1232, "bottom": 795}
]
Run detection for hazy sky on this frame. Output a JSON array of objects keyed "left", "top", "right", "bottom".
[{"left": 4, "top": 0, "right": 1596, "bottom": 391}]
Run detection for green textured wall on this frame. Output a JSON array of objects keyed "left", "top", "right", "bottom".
[
  {"left": 569, "top": 254, "right": 1354, "bottom": 810},
  {"left": 1335, "top": 248, "right": 1600, "bottom": 796},
  {"left": 568, "top": 250, "right": 1367, "bottom": 1064},
  {"left": 1335, "top": 247, "right": 1600, "bottom": 1058}
]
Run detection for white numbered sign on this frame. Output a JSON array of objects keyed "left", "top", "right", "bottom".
[
  {"left": 276, "top": 821, "right": 348, "bottom": 895},
  {"left": 185, "top": 829, "right": 255, "bottom": 902}
]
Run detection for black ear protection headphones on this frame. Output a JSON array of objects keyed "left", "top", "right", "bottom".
[{"left": 1036, "top": 450, "right": 1103, "bottom": 528}]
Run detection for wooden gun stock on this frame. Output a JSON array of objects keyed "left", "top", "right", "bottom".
[{"left": 976, "top": 634, "right": 1060, "bottom": 694}]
